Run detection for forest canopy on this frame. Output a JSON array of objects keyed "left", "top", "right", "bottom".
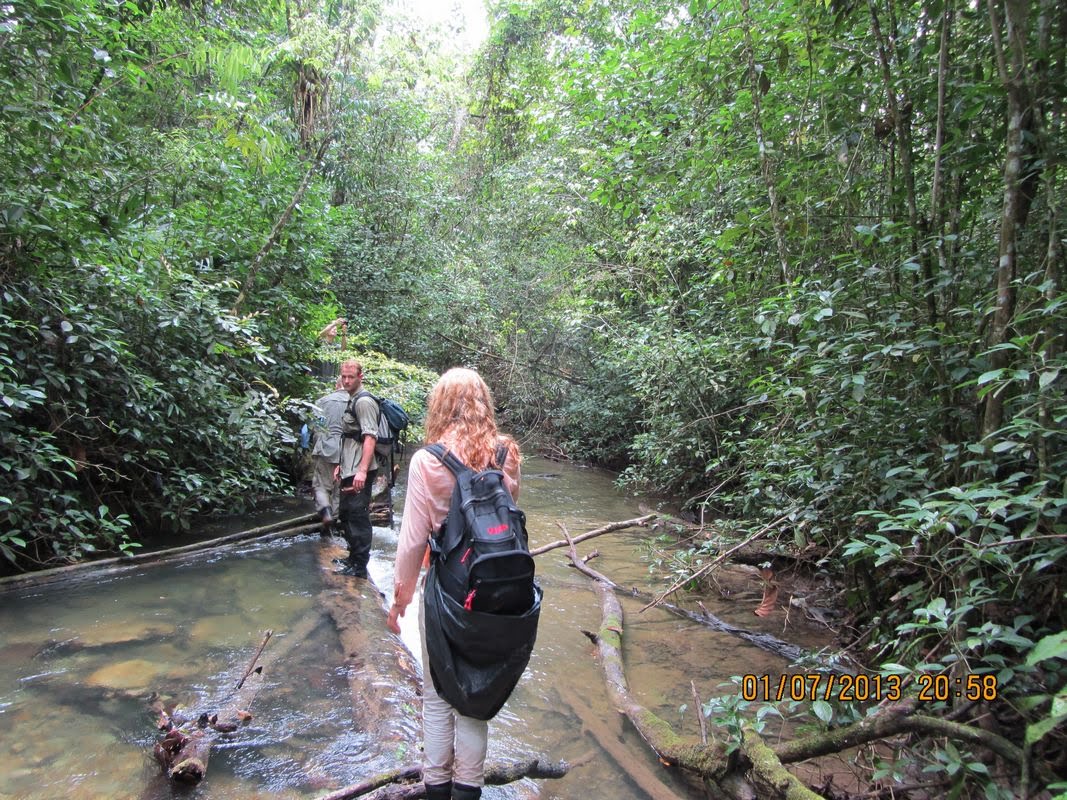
[{"left": 1, "top": 0, "right": 1064, "bottom": 796}]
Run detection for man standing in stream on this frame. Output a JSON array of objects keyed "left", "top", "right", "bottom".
[{"left": 334, "top": 359, "right": 379, "bottom": 577}]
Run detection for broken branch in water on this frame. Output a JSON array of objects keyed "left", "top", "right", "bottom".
[
  {"left": 640, "top": 510, "right": 795, "bottom": 612},
  {"left": 236, "top": 629, "right": 272, "bottom": 689},
  {"left": 555, "top": 521, "right": 808, "bottom": 662},
  {"left": 152, "top": 629, "right": 276, "bottom": 785},
  {"left": 529, "top": 514, "right": 656, "bottom": 557}
]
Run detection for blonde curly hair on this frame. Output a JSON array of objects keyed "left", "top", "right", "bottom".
[{"left": 424, "top": 368, "right": 519, "bottom": 471}]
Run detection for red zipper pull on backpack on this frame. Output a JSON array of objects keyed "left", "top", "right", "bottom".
[{"left": 464, "top": 589, "right": 476, "bottom": 611}]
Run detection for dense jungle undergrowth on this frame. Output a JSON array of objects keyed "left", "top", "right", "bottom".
[{"left": 1, "top": 0, "right": 1064, "bottom": 796}]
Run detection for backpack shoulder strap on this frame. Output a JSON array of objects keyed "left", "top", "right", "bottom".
[
  {"left": 353, "top": 389, "right": 379, "bottom": 408},
  {"left": 424, "top": 444, "right": 473, "bottom": 559},
  {"left": 424, "top": 443, "right": 471, "bottom": 477},
  {"left": 426, "top": 442, "right": 507, "bottom": 472}
]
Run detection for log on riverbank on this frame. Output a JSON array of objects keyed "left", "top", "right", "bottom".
[
  {"left": 1, "top": 476, "right": 394, "bottom": 593},
  {"left": 0, "top": 513, "right": 322, "bottom": 593}
]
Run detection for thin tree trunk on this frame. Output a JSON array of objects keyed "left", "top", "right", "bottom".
[
  {"left": 982, "top": 0, "right": 1030, "bottom": 438},
  {"left": 741, "top": 0, "right": 791, "bottom": 285},
  {"left": 868, "top": 0, "right": 899, "bottom": 288},
  {"left": 1036, "top": 0, "right": 1064, "bottom": 476},
  {"left": 868, "top": 0, "right": 923, "bottom": 297},
  {"left": 926, "top": 9, "right": 958, "bottom": 444},
  {"left": 233, "top": 134, "right": 333, "bottom": 313},
  {"left": 930, "top": 2, "right": 953, "bottom": 316}
]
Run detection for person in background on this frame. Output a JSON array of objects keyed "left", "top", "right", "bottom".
[
  {"left": 318, "top": 317, "right": 347, "bottom": 349},
  {"left": 334, "top": 359, "right": 378, "bottom": 577},
  {"left": 387, "top": 367, "right": 521, "bottom": 800},
  {"left": 315, "top": 318, "right": 348, "bottom": 380},
  {"left": 309, "top": 377, "right": 349, "bottom": 534}
]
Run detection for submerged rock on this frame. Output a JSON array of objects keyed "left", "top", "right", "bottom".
[{"left": 85, "top": 658, "right": 168, "bottom": 692}]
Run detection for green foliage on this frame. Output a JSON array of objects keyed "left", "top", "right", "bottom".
[
  {"left": 0, "top": 271, "right": 301, "bottom": 567},
  {"left": 0, "top": 0, "right": 373, "bottom": 569},
  {"left": 1025, "top": 632, "right": 1067, "bottom": 749},
  {"left": 701, "top": 678, "right": 786, "bottom": 757},
  {"left": 455, "top": 1, "right": 1066, "bottom": 794},
  {"left": 1, "top": 1, "right": 1065, "bottom": 792}
]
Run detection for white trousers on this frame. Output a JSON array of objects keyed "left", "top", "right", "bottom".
[{"left": 419, "top": 603, "right": 488, "bottom": 787}]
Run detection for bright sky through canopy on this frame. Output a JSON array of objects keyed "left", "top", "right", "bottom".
[{"left": 391, "top": 0, "right": 489, "bottom": 51}]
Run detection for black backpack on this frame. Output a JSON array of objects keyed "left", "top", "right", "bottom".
[
  {"left": 424, "top": 443, "right": 536, "bottom": 613},
  {"left": 422, "top": 443, "right": 542, "bottom": 720}
]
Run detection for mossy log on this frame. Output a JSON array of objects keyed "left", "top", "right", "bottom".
[
  {"left": 772, "top": 697, "right": 1049, "bottom": 786},
  {"left": 741, "top": 725, "right": 825, "bottom": 800},
  {"left": 560, "top": 686, "right": 687, "bottom": 800},
  {"left": 567, "top": 536, "right": 733, "bottom": 781},
  {"left": 558, "top": 519, "right": 1051, "bottom": 799}
]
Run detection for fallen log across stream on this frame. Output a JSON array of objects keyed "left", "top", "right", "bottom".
[
  {"left": 316, "top": 538, "right": 423, "bottom": 742},
  {"left": 314, "top": 757, "right": 579, "bottom": 800},
  {"left": 0, "top": 481, "right": 394, "bottom": 594},
  {"left": 308, "top": 537, "right": 584, "bottom": 798},
  {"left": 0, "top": 513, "right": 323, "bottom": 593}
]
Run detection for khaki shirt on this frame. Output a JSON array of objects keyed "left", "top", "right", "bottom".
[{"left": 339, "top": 392, "right": 379, "bottom": 478}]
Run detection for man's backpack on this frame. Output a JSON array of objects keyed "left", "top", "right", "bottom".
[
  {"left": 349, "top": 390, "right": 410, "bottom": 463},
  {"left": 422, "top": 443, "right": 542, "bottom": 720}
]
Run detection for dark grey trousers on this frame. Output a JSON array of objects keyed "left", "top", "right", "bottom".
[{"left": 338, "top": 469, "right": 377, "bottom": 572}]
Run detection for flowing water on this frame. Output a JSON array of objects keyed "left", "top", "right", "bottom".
[{"left": 0, "top": 456, "right": 834, "bottom": 799}]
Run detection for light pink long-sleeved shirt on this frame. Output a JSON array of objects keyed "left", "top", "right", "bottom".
[{"left": 392, "top": 444, "right": 521, "bottom": 615}]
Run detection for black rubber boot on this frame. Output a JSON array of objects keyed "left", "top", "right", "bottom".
[
  {"left": 336, "top": 560, "right": 368, "bottom": 578},
  {"left": 452, "top": 784, "right": 481, "bottom": 800},
  {"left": 424, "top": 781, "right": 452, "bottom": 800}
]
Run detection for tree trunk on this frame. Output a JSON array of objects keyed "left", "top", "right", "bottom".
[
  {"left": 316, "top": 540, "right": 423, "bottom": 741},
  {"left": 741, "top": 0, "right": 791, "bottom": 285},
  {"left": 983, "top": 0, "right": 1034, "bottom": 438}
]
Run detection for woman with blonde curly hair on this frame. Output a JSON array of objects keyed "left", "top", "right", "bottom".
[{"left": 388, "top": 367, "right": 521, "bottom": 800}]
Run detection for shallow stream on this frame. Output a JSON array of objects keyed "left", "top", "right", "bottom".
[{"left": 0, "top": 455, "right": 835, "bottom": 799}]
